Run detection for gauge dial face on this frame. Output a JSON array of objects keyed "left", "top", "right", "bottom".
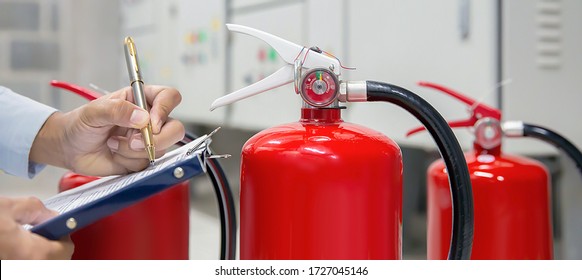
[{"left": 300, "top": 69, "right": 338, "bottom": 107}]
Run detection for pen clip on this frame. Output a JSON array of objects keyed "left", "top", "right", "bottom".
[
  {"left": 124, "top": 36, "right": 141, "bottom": 80},
  {"left": 125, "top": 37, "right": 136, "bottom": 57}
]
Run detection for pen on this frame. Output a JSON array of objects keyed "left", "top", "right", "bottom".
[{"left": 123, "top": 36, "right": 156, "bottom": 164}]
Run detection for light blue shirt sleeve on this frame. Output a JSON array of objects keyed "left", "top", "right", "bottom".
[{"left": 0, "top": 86, "right": 58, "bottom": 178}]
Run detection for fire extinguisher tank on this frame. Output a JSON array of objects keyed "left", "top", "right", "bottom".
[
  {"left": 412, "top": 81, "right": 553, "bottom": 260},
  {"left": 241, "top": 108, "right": 403, "bottom": 259},
  {"left": 427, "top": 145, "right": 552, "bottom": 260}
]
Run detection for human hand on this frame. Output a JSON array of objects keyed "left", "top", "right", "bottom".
[
  {"left": 0, "top": 196, "right": 74, "bottom": 260},
  {"left": 30, "top": 86, "right": 185, "bottom": 176}
]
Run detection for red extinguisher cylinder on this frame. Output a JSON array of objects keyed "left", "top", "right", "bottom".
[
  {"left": 427, "top": 145, "right": 553, "bottom": 260},
  {"left": 240, "top": 108, "right": 403, "bottom": 260},
  {"left": 59, "top": 172, "right": 190, "bottom": 260}
]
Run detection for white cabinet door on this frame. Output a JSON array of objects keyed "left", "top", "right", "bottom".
[
  {"left": 344, "top": 0, "right": 498, "bottom": 150},
  {"left": 502, "top": 0, "right": 582, "bottom": 156}
]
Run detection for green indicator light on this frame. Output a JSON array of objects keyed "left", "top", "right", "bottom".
[
  {"left": 268, "top": 47, "right": 277, "bottom": 61},
  {"left": 198, "top": 30, "right": 207, "bottom": 43}
]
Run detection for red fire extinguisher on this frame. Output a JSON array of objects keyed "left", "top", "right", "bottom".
[
  {"left": 210, "top": 24, "right": 474, "bottom": 260},
  {"left": 408, "top": 81, "right": 582, "bottom": 260},
  {"left": 50, "top": 81, "right": 237, "bottom": 260}
]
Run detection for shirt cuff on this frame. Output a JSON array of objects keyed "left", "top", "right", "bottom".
[{"left": 0, "top": 90, "right": 58, "bottom": 178}]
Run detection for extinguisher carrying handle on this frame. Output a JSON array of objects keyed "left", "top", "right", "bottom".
[
  {"left": 504, "top": 121, "right": 582, "bottom": 181},
  {"left": 406, "top": 81, "right": 502, "bottom": 137},
  {"left": 365, "top": 81, "right": 474, "bottom": 260}
]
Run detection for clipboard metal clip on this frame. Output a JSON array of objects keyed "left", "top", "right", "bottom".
[
  {"left": 199, "top": 148, "right": 231, "bottom": 173},
  {"left": 186, "top": 127, "right": 222, "bottom": 156},
  {"left": 189, "top": 127, "right": 231, "bottom": 173}
]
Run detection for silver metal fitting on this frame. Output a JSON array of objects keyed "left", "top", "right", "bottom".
[
  {"left": 294, "top": 60, "right": 302, "bottom": 95},
  {"left": 502, "top": 121, "right": 525, "bottom": 138},
  {"left": 338, "top": 81, "right": 367, "bottom": 102}
]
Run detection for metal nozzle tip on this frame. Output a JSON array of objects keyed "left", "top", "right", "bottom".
[{"left": 146, "top": 146, "right": 155, "bottom": 164}]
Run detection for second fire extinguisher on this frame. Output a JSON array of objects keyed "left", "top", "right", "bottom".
[
  {"left": 408, "top": 81, "right": 582, "bottom": 260},
  {"left": 210, "top": 24, "right": 474, "bottom": 259}
]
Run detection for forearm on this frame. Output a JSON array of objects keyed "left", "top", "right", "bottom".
[{"left": 29, "top": 112, "right": 67, "bottom": 169}]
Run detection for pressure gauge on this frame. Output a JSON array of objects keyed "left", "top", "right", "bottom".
[{"left": 300, "top": 68, "right": 339, "bottom": 107}]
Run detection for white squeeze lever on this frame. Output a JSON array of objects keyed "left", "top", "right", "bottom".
[{"left": 210, "top": 24, "right": 341, "bottom": 111}]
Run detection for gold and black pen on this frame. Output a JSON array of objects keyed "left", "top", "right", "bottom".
[{"left": 123, "top": 36, "right": 156, "bottom": 164}]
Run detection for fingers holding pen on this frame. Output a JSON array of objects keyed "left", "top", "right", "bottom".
[
  {"left": 81, "top": 96, "right": 150, "bottom": 130},
  {"left": 143, "top": 86, "right": 182, "bottom": 134},
  {"left": 107, "top": 117, "right": 184, "bottom": 160},
  {"left": 107, "top": 135, "right": 167, "bottom": 160},
  {"left": 111, "top": 85, "right": 182, "bottom": 134},
  {"left": 101, "top": 86, "right": 184, "bottom": 167},
  {"left": 130, "top": 117, "right": 184, "bottom": 153}
]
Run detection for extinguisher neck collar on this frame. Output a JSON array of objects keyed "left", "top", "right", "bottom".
[
  {"left": 473, "top": 142, "right": 502, "bottom": 156},
  {"left": 300, "top": 108, "right": 342, "bottom": 124}
]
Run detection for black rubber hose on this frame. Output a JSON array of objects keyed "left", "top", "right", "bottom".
[
  {"left": 182, "top": 131, "right": 238, "bottom": 260},
  {"left": 523, "top": 123, "right": 582, "bottom": 179},
  {"left": 206, "top": 157, "right": 237, "bottom": 260},
  {"left": 366, "top": 81, "right": 474, "bottom": 260}
]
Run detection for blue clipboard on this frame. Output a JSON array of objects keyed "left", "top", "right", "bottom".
[{"left": 27, "top": 134, "right": 213, "bottom": 240}]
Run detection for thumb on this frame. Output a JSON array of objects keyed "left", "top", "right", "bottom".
[
  {"left": 9, "top": 197, "right": 57, "bottom": 226},
  {"left": 82, "top": 98, "right": 150, "bottom": 129}
]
